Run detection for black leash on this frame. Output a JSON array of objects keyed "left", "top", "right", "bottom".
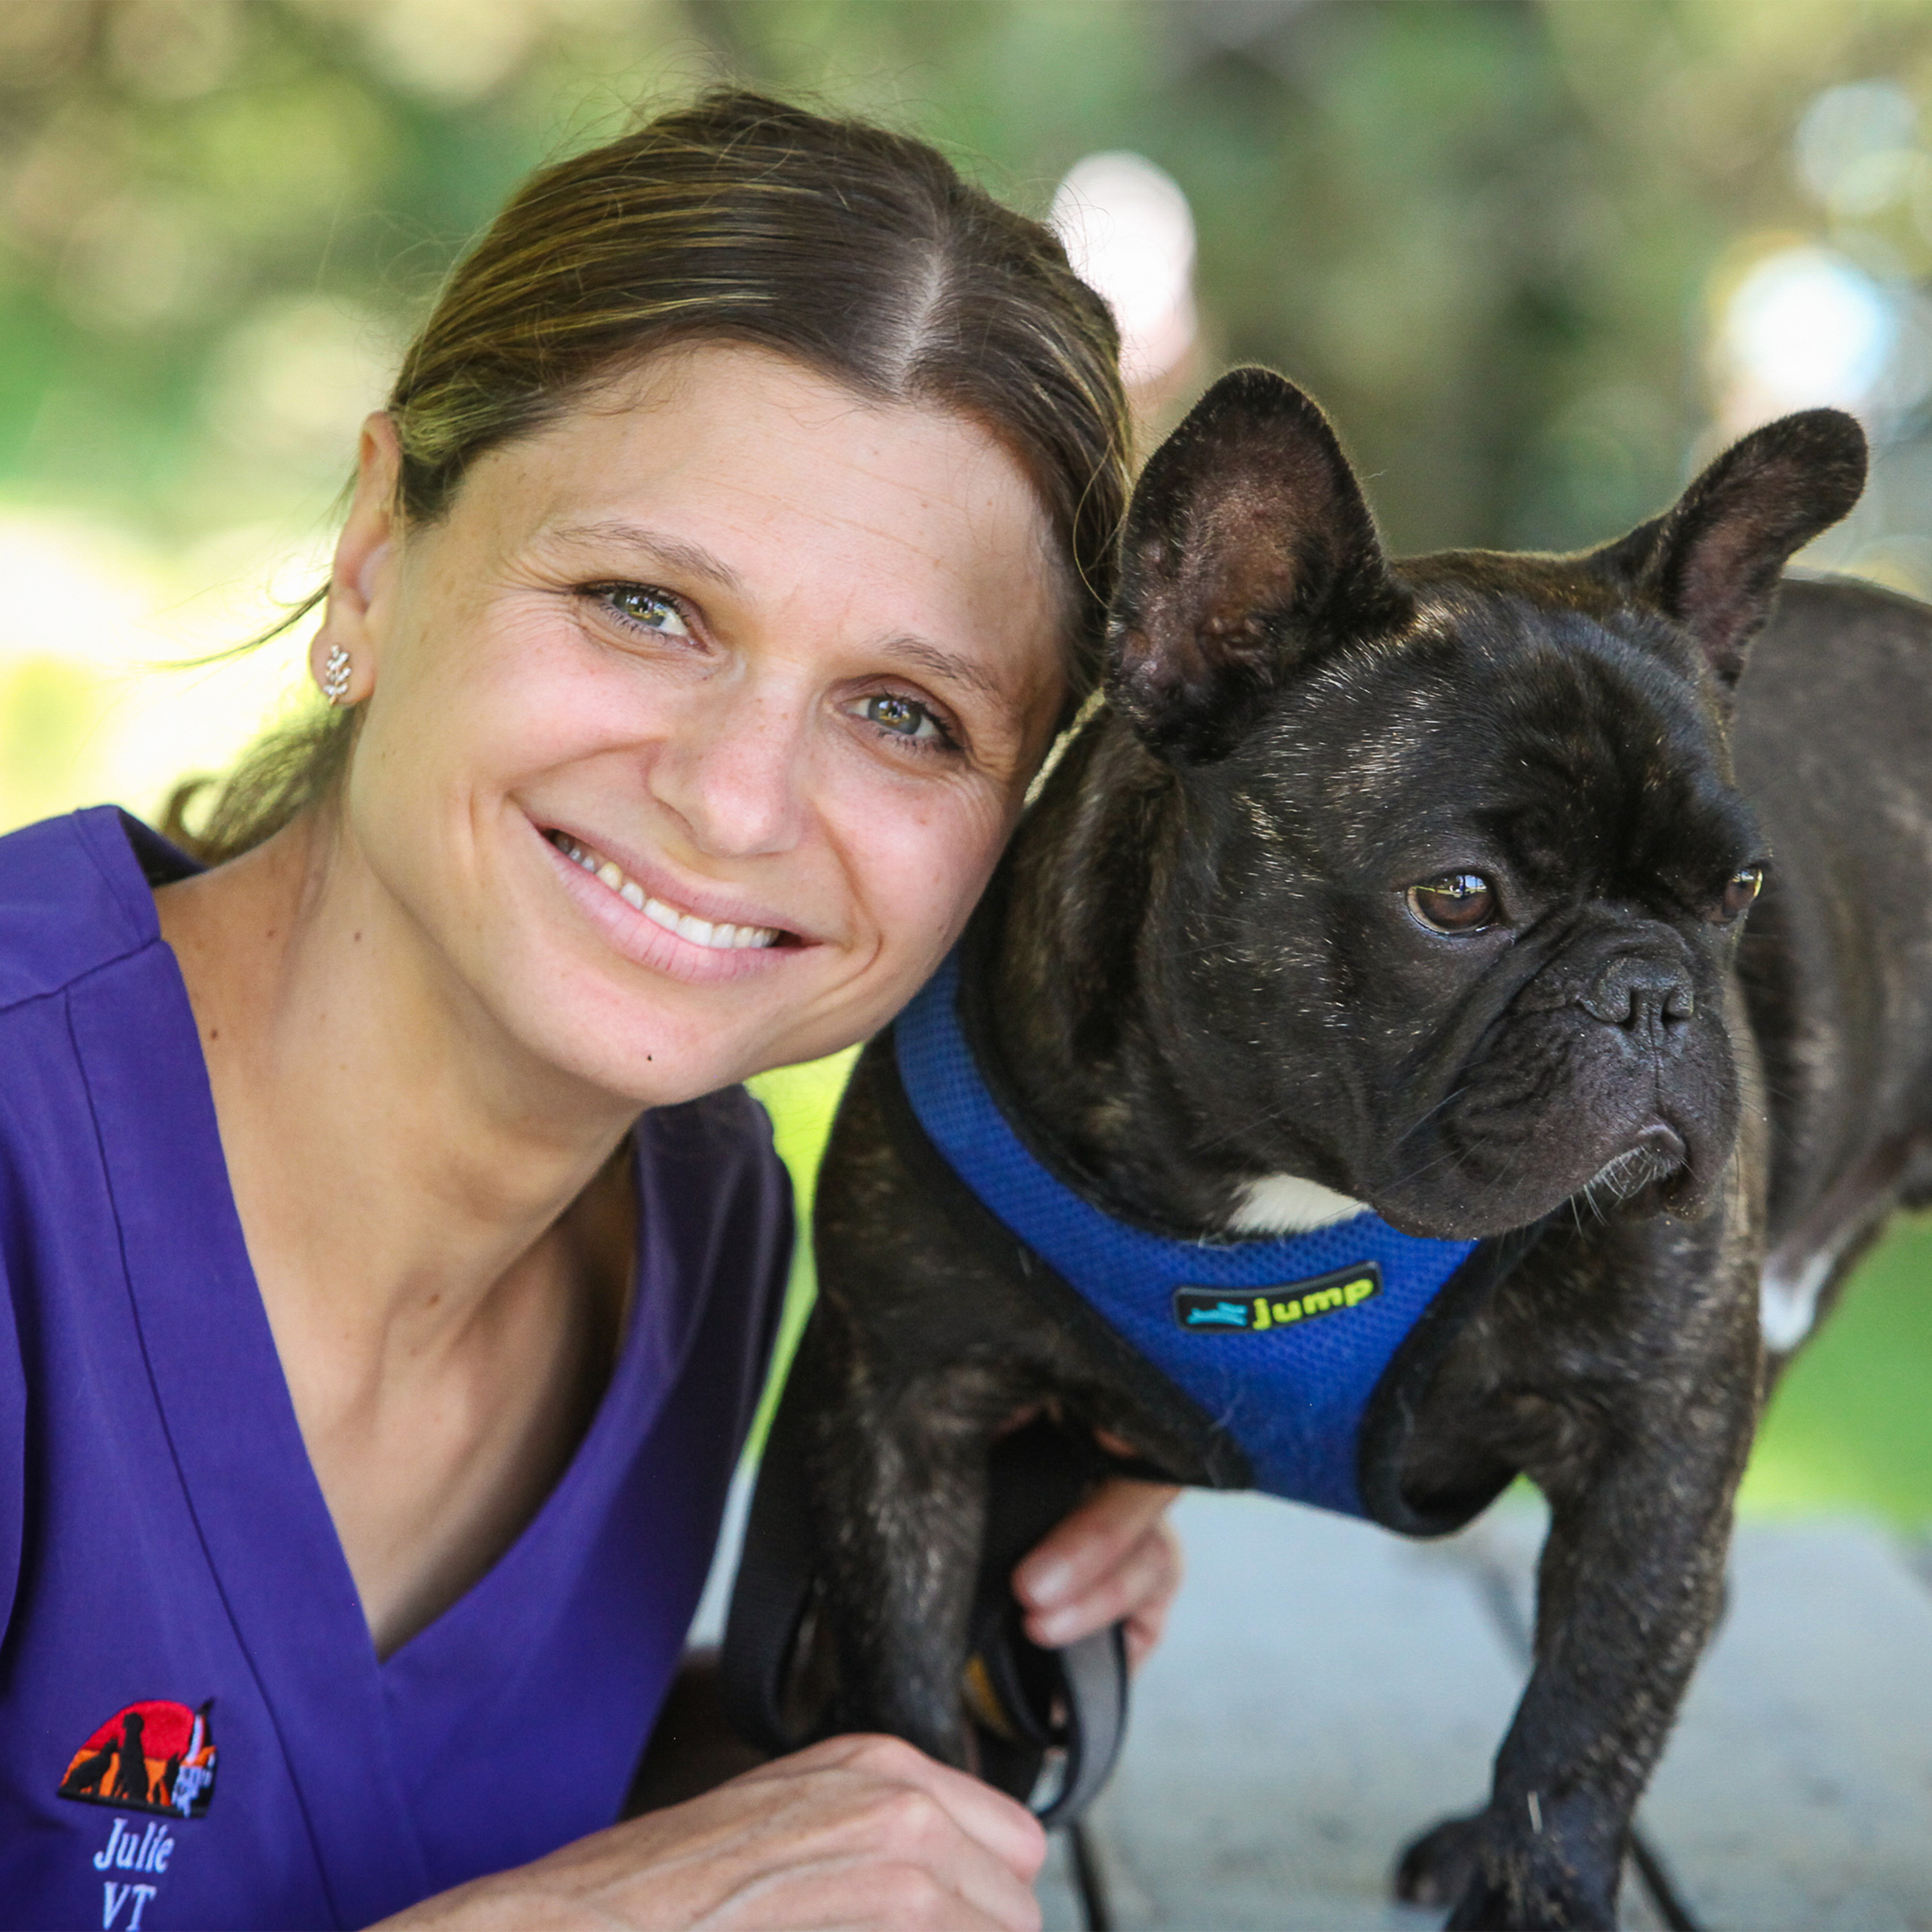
[{"left": 722, "top": 1398, "right": 1131, "bottom": 1828}]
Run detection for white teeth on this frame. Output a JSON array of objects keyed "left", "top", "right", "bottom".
[{"left": 551, "top": 831, "right": 781, "bottom": 949}]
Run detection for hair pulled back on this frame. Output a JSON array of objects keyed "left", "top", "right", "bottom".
[{"left": 170, "top": 89, "right": 1133, "bottom": 862}]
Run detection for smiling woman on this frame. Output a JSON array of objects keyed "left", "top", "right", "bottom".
[
  {"left": 0, "top": 91, "right": 1182, "bottom": 1932},
  {"left": 291, "top": 344, "right": 1071, "bottom": 1108}
]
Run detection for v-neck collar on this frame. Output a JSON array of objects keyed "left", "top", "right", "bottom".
[{"left": 63, "top": 807, "right": 705, "bottom": 1924}]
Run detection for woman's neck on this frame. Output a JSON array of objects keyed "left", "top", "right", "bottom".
[
  {"left": 155, "top": 809, "right": 642, "bottom": 1653},
  {"left": 159, "top": 812, "right": 638, "bottom": 1335}
]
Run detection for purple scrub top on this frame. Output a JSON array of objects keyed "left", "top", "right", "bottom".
[{"left": 0, "top": 809, "right": 791, "bottom": 1930}]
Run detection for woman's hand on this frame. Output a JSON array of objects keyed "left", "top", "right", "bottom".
[
  {"left": 1010, "top": 1474, "right": 1183, "bottom": 1668},
  {"left": 374, "top": 1480, "right": 1181, "bottom": 1931},
  {"left": 374, "top": 1733, "right": 1046, "bottom": 1930}
]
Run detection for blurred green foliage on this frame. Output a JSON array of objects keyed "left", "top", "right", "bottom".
[
  {"left": 745, "top": 1046, "right": 858, "bottom": 1452},
  {"left": 1744, "top": 1218, "right": 1932, "bottom": 1524},
  {"left": 2, "top": 0, "right": 1930, "bottom": 555},
  {"left": 0, "top": 656, "right": 97, "bottom": 831},
  {"left": 3, "top": 0, "right": 1932, "bottom": 1518}
]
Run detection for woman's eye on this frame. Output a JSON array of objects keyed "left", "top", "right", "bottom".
[
  {"left": 1711, "top": 865, "right": 1765, "bottom": 923},
  {"left": 853, "top": 692, "right": 950, "bottom": 747},
  {"left": 600, "top": 585, "right": 690, "bottom": 637},
  {"left": 1405, "top": 873, "right": 1498, "bottom": 934}
]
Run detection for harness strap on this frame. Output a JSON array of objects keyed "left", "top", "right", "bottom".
[
  {"left": 960, "top": 1417, "right": 1132, "bottom": 1827},
  {"left": 720, "top": 1370, "right": 821, "bottom": 1761},
  {"left": 721, "top": 1394, "right": 1130, "bottom": 1826}
]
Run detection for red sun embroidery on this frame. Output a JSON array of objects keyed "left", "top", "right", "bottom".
[{"left": 58, "top": 1699, "right": 217, "bottom": 1819}]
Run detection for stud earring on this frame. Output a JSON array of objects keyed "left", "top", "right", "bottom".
[{"left": 320, "top": 645, "right": 353, "bottom": 707}]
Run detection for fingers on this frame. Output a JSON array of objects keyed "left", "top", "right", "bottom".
[
  {"left": 1010, "top": 1476, "right": 1183, "bottom": 1651},
  {"left": 390, "top": 1734, "right": 1046, "bottom": 1932},
  {"left": 753, "top": 1733, "right": 1047, "bottom": 1886},
  {"left": 699, "top": 1736, "right": 1046, "bottom": 1930},
  {"left": 843, "top": 1735, "right": 1047, "bottom": 1928},
  {"left": 1119, "top": 1516, "right": 1182, "bottom": 1668},
  {"left": 1025, "top": 1515, "right": 1183, "bottom": 1660}
]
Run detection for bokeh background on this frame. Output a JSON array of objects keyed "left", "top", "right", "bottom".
[{"left": 4, "top": 0, "right": 1932, "bottom": 1518}]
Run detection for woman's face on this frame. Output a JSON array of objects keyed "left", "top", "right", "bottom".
[{"left": 320, "top": 344, "right": 1070, "bottom": 1105}]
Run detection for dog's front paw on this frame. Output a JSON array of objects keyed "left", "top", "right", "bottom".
[
  {"left": 1395, "top": 1806, "right": 1618, "bottom": 1930},
  {"left": 1443, "top": 1870, "right": 1616, "bottom": 1932},
  {"left": 1393, "top": 1810, "right": 1488, "bottom": 1908}
]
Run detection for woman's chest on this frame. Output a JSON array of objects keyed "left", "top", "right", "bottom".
[
  {"left": 283, "top": 1248, "right": 621, "bottom": 1659},
  {"left": 250, "top": 1143, "right": 639, "bottom": 1658}
]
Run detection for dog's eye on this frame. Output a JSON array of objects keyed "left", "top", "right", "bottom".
[
  {"left": 1711, "top": 865, "right": 1764, "bottom": 923},
  {"left": 1405, "top": 873, "right": 1497, "bottom": 933}
]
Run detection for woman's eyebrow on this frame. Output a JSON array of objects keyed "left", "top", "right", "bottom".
[
  {"left": 877, "top": 635, "right": 1007, "bottom": 708},
  {"left": 547, "top": 519, "right": 746, "bottom": 594}
]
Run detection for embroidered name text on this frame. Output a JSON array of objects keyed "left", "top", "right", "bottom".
[
  {"left": 93, "top": 1816, "right": 173, "bottom": 1874},
  {"left": 101, "top": 1880, "right": 158, "bottom": 1930}
]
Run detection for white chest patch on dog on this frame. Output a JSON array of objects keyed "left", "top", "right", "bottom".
[
  {"left": 1226, "top": 1173, "right": 1370, "bottom": 1235},
  {"left": 1759, "top": 1242, "right": 1844, "bottom": 1353}
]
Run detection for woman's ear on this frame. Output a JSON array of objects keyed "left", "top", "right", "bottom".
[{"left": 309, "top": 413, "right": 402, "bottom": 704}]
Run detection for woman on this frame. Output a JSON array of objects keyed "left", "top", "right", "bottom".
[{"left": 0, "top": 91, "right": 1179, "bottom": 1930}]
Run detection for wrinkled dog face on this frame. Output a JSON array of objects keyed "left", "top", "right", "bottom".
[
  {"left": 1179, "top": 584, "right": 1762, "bottom": 1238},
  {"left": 1106, "top": 373, "right": 1865, "bottom": 1241}
]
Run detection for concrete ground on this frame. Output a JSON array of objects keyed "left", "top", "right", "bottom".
[{"left": 1035, "top": 1493, "right": 1932, "bottom": 1931}]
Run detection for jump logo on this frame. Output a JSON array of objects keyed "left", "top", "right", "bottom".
[
  {"left": 1174, "top": 1263, "right": 1381, "bottom": 1332},
  {"left": 58, "top": 1698, "right": 217, "bottom": 1820}
]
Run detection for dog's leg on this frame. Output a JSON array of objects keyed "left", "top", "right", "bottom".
[
  {"left": 1443, "top": 1439, "right": 1744, "bottom": 1926},
  {"left": 795, "top": 1293, "right": 1026, "bottom": 1767},
  {"left": 1397, "top": 1218, "right": 1764, "bottom": 1929}
]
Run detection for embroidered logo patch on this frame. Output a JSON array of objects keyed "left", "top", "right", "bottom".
[
  {"left": 1174, "top": 1263, "right": 1381, "bottom": 1332},
  {"left": 57, "top": 1699, "right": 217, "bottom": 1820}
]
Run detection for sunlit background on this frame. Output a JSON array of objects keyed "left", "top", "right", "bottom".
[{"left": 6, "top": 0, "right": 1932, "bottom": 1517}]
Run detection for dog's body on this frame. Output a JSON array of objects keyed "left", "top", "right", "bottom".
[{"left": 772, "top": 373, "right": 1918, "bottom": 1926}]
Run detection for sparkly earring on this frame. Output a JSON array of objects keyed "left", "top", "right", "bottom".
[{"left": 320, "top": 644, "right": 353, "bottom": 707}]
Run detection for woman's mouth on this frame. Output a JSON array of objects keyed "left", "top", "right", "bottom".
[{"left": 543, "top": 830, "right": 789, "bottom": 951}]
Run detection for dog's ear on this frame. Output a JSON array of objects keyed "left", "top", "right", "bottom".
[
  {"left": 1108, "top": 367, "right": 1409, "bottom": 764},
  {"left": 1593, "top": 409, "right": 1867, "bottom": 695}
]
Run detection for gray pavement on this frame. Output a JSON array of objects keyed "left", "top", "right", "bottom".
[
  {"left": 691, "top": 1472, "right": 1932, "bottom": 1928},
  {"left": 1038, "top": 1493, "right": 1932, "bottom": 1930}
]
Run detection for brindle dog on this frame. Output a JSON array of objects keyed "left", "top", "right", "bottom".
[{"left": 764, "top": 369, "right": 1925, "bottom": 1926}]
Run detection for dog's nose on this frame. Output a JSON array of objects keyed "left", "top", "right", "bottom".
[{"left": 1579, "top": 956, "right": 1695, "bottom": 1033}]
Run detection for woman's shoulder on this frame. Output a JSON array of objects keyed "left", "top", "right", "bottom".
[
  {"left": 635, "top": 1082, "right": 782, "bottom": 1185},
  {"left": 0, "top": 807, "right": 186, "bottom": 1018},
  {"left": 632, "top": 1087, "right": 793, "bottom": 1302}
]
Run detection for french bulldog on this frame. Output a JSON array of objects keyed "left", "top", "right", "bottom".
[{"left": 738, "top": 367, "right": 1919, "bottom": 1927}]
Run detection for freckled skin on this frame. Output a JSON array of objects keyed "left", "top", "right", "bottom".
[{"left": 770, "top": 373, "right": 1932, "bottom": 1928}]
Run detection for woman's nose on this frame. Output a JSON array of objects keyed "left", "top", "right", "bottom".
[{"left": 646, "top": 683, "right": 808, "bottom": 860}]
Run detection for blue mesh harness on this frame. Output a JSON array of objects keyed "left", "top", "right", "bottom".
[{"left": 892, "top": 950, "right": 1516, "bottom": 1526}]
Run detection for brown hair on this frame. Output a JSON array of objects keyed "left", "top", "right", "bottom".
[{"left": 167, "top": 89, "right": 1133, "bottom": 861}]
